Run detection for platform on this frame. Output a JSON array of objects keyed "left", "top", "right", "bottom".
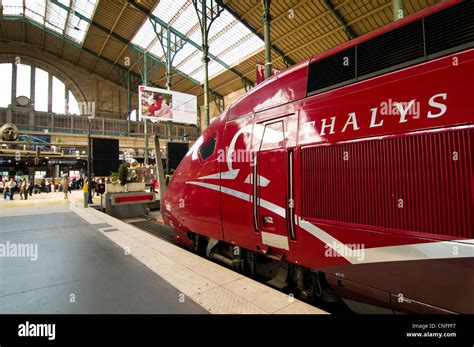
[{"left": 0, "top": 192, "right": 327, "bottom": 314}]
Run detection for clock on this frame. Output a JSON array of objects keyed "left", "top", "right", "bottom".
[{"left": 16, "top": 96, "right": 30, "bottom": 106}]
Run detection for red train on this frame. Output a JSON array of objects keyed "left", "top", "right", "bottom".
[{"left": 162, "top": 0, "right": 473, "bottom": 313}]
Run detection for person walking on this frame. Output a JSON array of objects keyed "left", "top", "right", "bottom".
[
  {"left": 97, "top": 179, "right": 105, "bottom": 196},
  {"left": 3, "top": 179, "right": 10, "bottom": 199},
  {"left": 62, "top": 175, "right": 69, "bottom": 200},
  {"left": 83, "top": 177, "right": 89, "bottom": 208},
  {"left": 28, "top": 179, "right": 34, "bottom": 196},
  {"left": 19, "top": 178, "right": 28, "bottom": 200},
  {"left": 8, "top": 178, "right": 17, "bottom": 200}
]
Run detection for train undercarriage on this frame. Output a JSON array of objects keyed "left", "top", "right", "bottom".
[
  {"left": 186, "top": 231, "right": 349, "bottom": 312},
  {"left": 180, "top": 229, "right": 466, "bottom": 314}
]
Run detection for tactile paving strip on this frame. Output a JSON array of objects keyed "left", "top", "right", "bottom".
[{"left": 71, "top": 205, "right": 328, "bottom": 314}]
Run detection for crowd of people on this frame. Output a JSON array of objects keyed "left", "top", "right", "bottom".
[
  {"left": 1, "top": 178, "right": 33, "bottom": 200},
  {"left": 1, "top": 176, "right": 106, "bottom": 200}
]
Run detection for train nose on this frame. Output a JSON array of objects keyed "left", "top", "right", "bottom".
[{"left": 161, "top": 175, "right": 179, "bottom": 227}]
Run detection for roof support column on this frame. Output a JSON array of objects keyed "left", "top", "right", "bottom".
[
  {"left": 152, "top": 20, "right": 186, "bottom": 141},
  {"left": 393, "top": 0, "right": 404, "bottom": 20},
  {"left": 114, "top": 65, "right": 134, "bottom": 136},
  {"left": 143, "top": 52, "right": 149, "bottom": 166},
  {"left": 30, "top": 65, "right": 35, "bottom": 109},
  {"left": 11, "top": 62, "right": 17, "bottom": 106},
  {"left": 166, "top": 27, "right": 173, "bottom": 142},
  {"left": 65, "top": 84, "right": 69, "bottom": 115},
  {"left": 127, "top": 71, "right": 131, "bottom": 135},
  {"left": 47, "top": 72, "right": 52, "bottom": 113},
  {"left": 262, "top": 0, "right": 272, "bottom": 79},
  {"left": 165, "top": 26, "right": 173, "bottom": 91},
  {"left": 193, "top": 0, "right": 223, "bottom": 127},
  {"left": 202, "top": 7, "right": 210, "bottom": 128}
]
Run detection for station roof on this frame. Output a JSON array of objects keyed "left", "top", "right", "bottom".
[{"left": 0, "top": 0, "right": 439, "bottom": 106}]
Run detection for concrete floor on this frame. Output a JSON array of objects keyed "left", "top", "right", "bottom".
[
  {"left": 0, "top": 201, "right": 206, "bottom": 314},
  {"left": 0, "top": 193, "right": 327, "bottom": 314}
]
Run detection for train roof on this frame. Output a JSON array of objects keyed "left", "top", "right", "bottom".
[
  {"left": 226, "top": 0, "right": 462, "bottom": 123},
  {"left": 227, "top": 59, "right": 309, "bottom": 121}
]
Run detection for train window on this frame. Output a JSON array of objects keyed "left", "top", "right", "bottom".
[
  {"left": 200, "top": 136, "right": 216, "bottom": 160},
  {"left": 260, "top": 121, "right": 285, "bottom": 151}
]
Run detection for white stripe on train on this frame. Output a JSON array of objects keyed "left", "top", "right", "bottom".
[{"left": 186, "top": 181, "right": 474, "bottom": 264}]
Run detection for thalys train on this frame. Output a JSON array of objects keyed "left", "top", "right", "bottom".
[{"left": 162, "top": 0, "right": 473, "bottom": 313}]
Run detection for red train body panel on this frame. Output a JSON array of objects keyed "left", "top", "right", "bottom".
[{"left": 163, "top": 0, "right": 474, "bottom": 313}]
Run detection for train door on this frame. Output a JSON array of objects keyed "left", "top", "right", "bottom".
[
  {"left": 255, "top": 116, "right": 295, "bottom": 256},
  {"left": 220, "top": 113, "right": 257, "bottom": 250}
]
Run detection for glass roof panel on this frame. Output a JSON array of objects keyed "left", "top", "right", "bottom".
[
  {"left": 65, "top": 0, "right": 97, "bottom": 43},
  {"left": 58, "top": 0, "right": 71, "bottom": 6},
  {"left": 165, "top": 4, "right": 197, "bottom": 35},
  {"left": 172, "top": 44, "right": 199, "bottom": 67},
  {"left": 65, "top": 12, "right": 89, "bottom": 43},
  {"left": 131, "top": 0, "right": 263, "bottom": 84},
  {"left": 176, "top": 51, "right": 203, "bottom": 76},
  {"left": 187, "top": 27, "right": 201, "bottom": 44},
  {"left": 152, "top": 0, "right": 187, "bottom": 24},
  {"left": 188, "top": 60, "right": 222, "bottom": 82},
  {"left": 219, "top": 35, "right": 264, "bottom": 67},
  {"left": 3, "top": 0, "right": 97, "bottom": 44},
  {"left": 3, "top": 0, "right": 23, "bottom": 16},
  {"left": 25, "top": 0, "right": 46, "bottom": 24},
  {"left": 131, "top": 19, "right": 157, "bottom": 50},
  {"left": 209, "top": 26, "right": 247, "bottom": 57},
  {"left": 148, "top": 40, "right": 166, "bottom": 60},
  {"left": 188, "top": 67, "right": 204, "bottom": 83},
  {"left": 207, "top": 60, "right": 225, "bottom": 79},
  {"left": 70, "top": 0, "right": 96, "bottom": 19},
  {"left": 45, "top": 2, "right": 68, "bottom": 34},
  {"left": 207, "top": 10, "right": 234, "bottom": 37}
]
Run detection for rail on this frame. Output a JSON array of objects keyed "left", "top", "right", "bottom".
[{"left": 0, "top": 108, "right": 201, "bottom": 141}]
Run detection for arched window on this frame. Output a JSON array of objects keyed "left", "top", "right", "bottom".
[
  {"left": 130, "top": 109, "right": 137, "bottom": 122},
  {"left": 16, "top": 64, "right": 31, "bottom": 99},
  {"left": 69, "top": 90, "right": 80, "bottom": 115},
  {"left": 0, "top": 64, "right": 12, "bottom": 107},
  {"left": 0, "top": 62, "right": 81, "bottom": 114},
  {"left": 52, "top": 76, "right": 66, "bottom": 114},
  {"left": 35, "top": 67, "right": 48, "bottom": 112}
]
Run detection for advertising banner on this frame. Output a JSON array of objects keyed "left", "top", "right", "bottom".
[{"left": 138, "top": 85, "right": 197, "bottom": 125}]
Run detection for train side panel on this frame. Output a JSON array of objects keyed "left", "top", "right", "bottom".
[{"left": 291, "top": 50, "right": 474, "bottom": 313}]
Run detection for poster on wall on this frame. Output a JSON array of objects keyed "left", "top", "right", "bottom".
[{"left": 138, "top": 85, "right": 197, "bottom": 125}]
